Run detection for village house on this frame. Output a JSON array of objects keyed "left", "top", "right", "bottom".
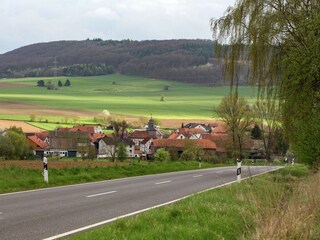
[
  {"left": 153, "top": 138, "right": 217, "bottom": 158},
  {"left": 168, "top": 128, "right": 205, "bottom": 140},
  {"left": 27, "top": 134, "right": 49, "bottom": 158},
  {"left": 97, "top": 136, "right": 135, "bottom": 158},
  {"left": 183, "top": 123, "right": 213, "bottom": 133},
  {"left": 128, "top": 117, "right": 163, "bottom": 159}
]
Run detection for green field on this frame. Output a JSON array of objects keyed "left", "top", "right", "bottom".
[{"left": 0, "top": 75, "right": 257, "bottom": 119}]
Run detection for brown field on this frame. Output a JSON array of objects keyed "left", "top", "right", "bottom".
[
  {"left": 0, "top": 120, "right": 43, "bottom": 133},
  {"left": 0, "top": 160, "right": 128, "bottom": 170},
  {"left": 0, "top": 101, "right": 97, "bottom": 118}
]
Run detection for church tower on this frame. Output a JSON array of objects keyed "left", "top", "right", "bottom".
[{"left": 147, "top": 116, "right": 156, "bottom": 136}]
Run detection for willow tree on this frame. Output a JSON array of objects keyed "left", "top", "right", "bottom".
[{"left": 211, "top": 0, "right": 320, "bottom": 167}]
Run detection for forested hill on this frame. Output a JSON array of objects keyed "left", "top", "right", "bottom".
[{"left": 0, "top": 39, "right": 247, "bottom": 85}]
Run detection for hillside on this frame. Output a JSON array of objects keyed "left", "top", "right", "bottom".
[{"left": 0, "top": 39, "right": 247, "bottom": 85}]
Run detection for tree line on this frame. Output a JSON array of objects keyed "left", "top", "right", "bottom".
[{"left": 0, "top": 39, "right": 245, "bottom": 86}]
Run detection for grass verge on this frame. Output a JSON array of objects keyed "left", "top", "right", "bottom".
[
  {"left": 0, "top": 160, "right": 214, "bottom": 194},
  {"left": 67, "top": 164, "right": 320, "bottom": 240}
]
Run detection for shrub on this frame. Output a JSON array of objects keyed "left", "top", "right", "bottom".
[{"left": 154, "top": 148, "right": 170, "bottom": 162}]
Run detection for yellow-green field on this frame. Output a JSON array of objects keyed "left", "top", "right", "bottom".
[{"left": 0, "top": 74, "right": 256, "bottom": 123}]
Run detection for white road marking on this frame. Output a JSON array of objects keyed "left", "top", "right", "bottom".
[
  {"left": 86, "top": 191, "right": 117, "bottom": 198},
  {"left": 193, "top": 175, "right": 203, "bottom": 178},
  {"left": 155, "top": 180, "right": 172, "bottom": 185}
]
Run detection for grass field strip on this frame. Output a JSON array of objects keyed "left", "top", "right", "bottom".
[{"left": 86, "top": 191, "right": 117, "bottom": 198}]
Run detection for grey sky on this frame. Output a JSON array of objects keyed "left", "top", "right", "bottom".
[{"left": 0, "top": 0, "right": 235, "bottom": 54}]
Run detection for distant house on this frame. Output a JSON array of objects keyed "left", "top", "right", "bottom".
[
  {"left": 202, "top": 133, "right": 261, "bottom": 159},
  {"left": 153, "top": 139, "right": 217, "bottom": 157},
  {"left": 129, "top": 117, "right": 163, "bottom": 145},
  {"left": 128, "top": 130, "right": 153, "bottom": 147},
  {"left": 48, "top": 130, "right": 93, "bottom": 158},
  {"left": 139, "top": 137, "right": 154, "bottom": 156},
  {"left": 168, "top": 128, "right": 205, "bottom": 140},
  {"left": 128, "top": 117, "right": 162, "bottom": 159},
  {"left": 184, "top": 123, "right": 212, "bottom": 133},
  {"left": 27, "top": 134, "right": 49, "bottom": 158},
  {"left": 98, "top": 137, "right": 135, "bottom": 158},
  {"left": 34, "top": 132, "right": 50, "bottom": 144},
  {"left": 202, "top": 133, "right": 230, "bottom": 159}
]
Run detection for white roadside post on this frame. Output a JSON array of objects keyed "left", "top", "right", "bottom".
[
  {"left": 237, "top": 158, "right": 242, "bottom": 183},
  {"left": 43, "top": 154, "right": 48, "bottom": 183}
]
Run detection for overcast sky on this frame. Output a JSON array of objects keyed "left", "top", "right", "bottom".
[{"left": 0, "top": 0, "right": 236, "bottom": 54}]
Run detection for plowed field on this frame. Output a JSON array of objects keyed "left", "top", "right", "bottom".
[{"left": 0, "top": 120, "right": 43, "bottom": 133}]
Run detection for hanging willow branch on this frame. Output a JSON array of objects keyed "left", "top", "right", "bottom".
[
  {"left": 211, "top": 0, "right": 320, "bottom": 166},
  {"left": 211, "top": 0, "right": 319, "bottom": 98}
]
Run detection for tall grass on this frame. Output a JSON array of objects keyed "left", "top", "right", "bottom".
[{"left": 250, "top": 166, "right": 320, "bottom": 239}]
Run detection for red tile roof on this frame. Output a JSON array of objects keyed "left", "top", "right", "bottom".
[
  {"left": 153, "top": 139, "right": 216, "bottom": 150},
  {"left": 168, "top": 132, "right": 180, "bottom": 139},
  {"left": 27, "top": 135, "right": 49, "bottom": 149},
  {"left": 179, "top": 128, "right": 205, "bottom": 135},
  {"left": 141, "top": 137, "right": 154, "bottom": 144},
  {"left": 68, "top": 126, "right": 95, "bottom": 134},
  {"left": 168, "top": 128, "right": 205, "bottom": 139},
  {"left": 89, "top": 132, "right": 105, "bottom": 142},
  {"left": 202, "top": 133, "right": 230, "bottom": 152},
  {"left": 35, "top": 132, "right": 49, "bottom": 141},
  {"left": 128, "top": 131, "right": 151, "bottom": 139}
]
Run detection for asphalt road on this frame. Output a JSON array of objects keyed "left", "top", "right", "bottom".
[{"left": 0, "top": 165, "right": 282, "bottom": 240}]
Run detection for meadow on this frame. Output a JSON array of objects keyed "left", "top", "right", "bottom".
[{"left": 0, "top": 74, "right": 257, "bottom": 121}]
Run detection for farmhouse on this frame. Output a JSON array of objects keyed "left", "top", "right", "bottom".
[
  {"left": 153, "top": 139, "right": 217, "bottom": 157},
  {"left": 168, "top": 128, "right": 205, "bottom": 140},
  {"left": 98, "top": 136, "right": 135, "bottom": 158},
  {"left": 47, "top": 130, "right": 94, "bottom": 158},
  {"left": 27, "top": 134, "right": 49, "bottom": 157},
  {"left": 183, "top": 123, "right": 213, "bottom": 133}
]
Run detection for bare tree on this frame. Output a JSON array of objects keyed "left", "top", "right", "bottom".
[{"left": 215, "top": 93, "right": 253, "bottom": 159}]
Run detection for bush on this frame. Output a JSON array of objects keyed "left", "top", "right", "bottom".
[
  {"left": 163, "top": 85, "right": 170, "bottom": 91},
  {"left": 154, "top": 148, "right": 170, "bottom": 162}
]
